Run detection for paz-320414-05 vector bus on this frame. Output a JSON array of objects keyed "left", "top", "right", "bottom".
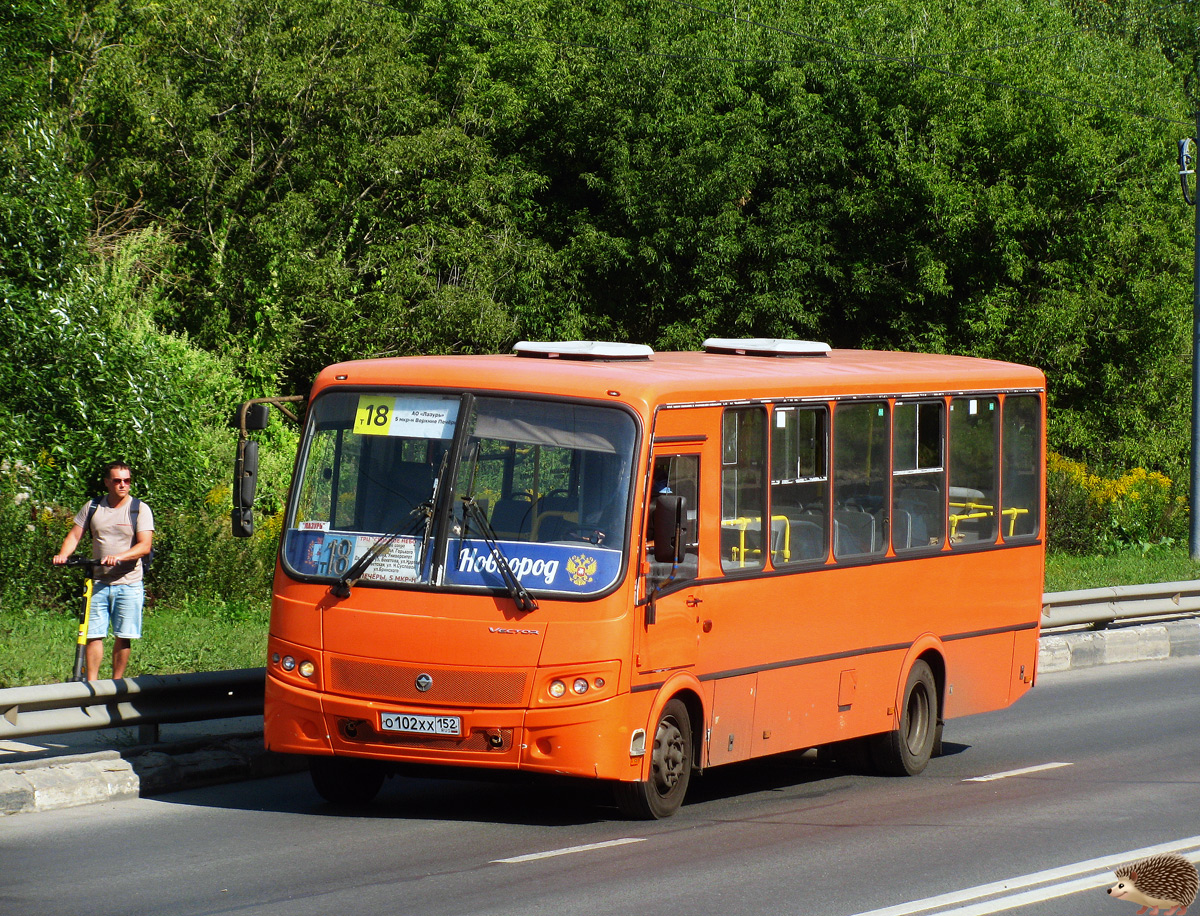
[{"left": 233, "top": 338, "right": 1045, "bottom": 819}]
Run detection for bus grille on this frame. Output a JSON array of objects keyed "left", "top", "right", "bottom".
[{"left": 328, "top": 657, "right": 529, "bottom": 706}]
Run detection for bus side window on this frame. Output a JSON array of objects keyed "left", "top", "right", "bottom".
[
  {"left": 721, "top": 407, "right": 767, "bottom": 571},
  {"left": 647, "top": 455, "right": 699, "bottom": 590},
  {"left": 770, "top": 405, "right": 829, "bottom": 565},
  {"left": 949, "top": 397, "right": 999, "bottom": 545},
  {"left": 892, "top": 400, "right": 945, "bottom": 552},
  {"left": 1001, "top": 395, "right": 1041, "bottom": 538},
  {"left": 832, "top": 401, "right": 889, "bottom": 559}
]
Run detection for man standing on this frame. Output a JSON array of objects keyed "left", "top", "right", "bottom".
[{"left": 53, "top": 461, "right": 154, "bottom": 680}]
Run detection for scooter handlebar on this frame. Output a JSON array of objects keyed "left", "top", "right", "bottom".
[{"left": 58, "top": 556, "right": 104, "bottom": 570}]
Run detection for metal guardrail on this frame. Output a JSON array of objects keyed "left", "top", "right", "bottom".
[
  {"left": 0, "top": 668, "right": 264, "bottom": 741},
  {"left": 3, "top": 582, "right": 1199, "bottom": 743},
  {"left": 1041, "top": 579, "right": 1200, "bottom": 630}
]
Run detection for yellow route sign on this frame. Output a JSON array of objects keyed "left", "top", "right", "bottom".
[
  {"left": 354, "top": 395, "right": 397, "bottom": 436},
  {"left": 353, "top": 394, "right": 460, "bottom": 438}
]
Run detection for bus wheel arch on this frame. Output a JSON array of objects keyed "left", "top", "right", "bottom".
[
  {"left": 918, "top": 648, "right": 946, "bottom": 757},
  {"left": 615, "top": 685, "right": 703, "bottom": 819},
  {"left": 896, "top": 637, "right": 946, "bottom": 744},
  {"left": 871, "top": 654, "right": 941, "bottom": 776}
]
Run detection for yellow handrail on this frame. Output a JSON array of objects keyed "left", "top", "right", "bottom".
[{"left": 721, "top": 515, "right": 791, "bottom": 565}]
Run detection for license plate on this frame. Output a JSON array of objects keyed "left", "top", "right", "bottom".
[{"left": 379, "top": 712, "right": 462, "bottom": 736}]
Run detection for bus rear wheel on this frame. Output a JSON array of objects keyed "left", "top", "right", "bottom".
[
  {"left": 614, "top": 698, "right": 692, "bottom": 819},
  {"left": 871, "top": 660, "right": 938, "bottom": 776},
  {"left": 309, "top": 756, "right": 386, "bottom": 806}
]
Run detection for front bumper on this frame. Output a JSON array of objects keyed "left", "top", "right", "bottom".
[{"left": 264, "top": 674, "right": 647, "bottom": 781}]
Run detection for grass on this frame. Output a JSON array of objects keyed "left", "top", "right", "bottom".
[
  {"left": 3, "top": 546, "right": 1197, "bottom": 688},
  {"left": 0, "top": 594, "right": 269, "bottom": 688},
  {"left": 1044, "top": 543, "right": 1200, "bottom": 592}
]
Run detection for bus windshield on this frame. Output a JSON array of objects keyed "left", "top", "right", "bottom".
[{"left": 282, "top": 390, "right": 637, "bottom": 598}]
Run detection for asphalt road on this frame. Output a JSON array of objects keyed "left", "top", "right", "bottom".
[{"left": 3, "top": 656, "right": 1197, "bottom": 916}]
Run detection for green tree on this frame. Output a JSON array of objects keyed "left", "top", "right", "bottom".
[{"left": 70, "top": 0, "right": 572, "bottom": 390}]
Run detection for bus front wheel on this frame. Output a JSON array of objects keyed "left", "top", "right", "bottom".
[
  {"left": 871, "top": 660, "right": 938, "bottom": 776},
  {"left": 309, "top": 755, "right": 386, "bottom": 806},
  {"left": 614, "top": 698, "right": 693, "bottom": 819}
]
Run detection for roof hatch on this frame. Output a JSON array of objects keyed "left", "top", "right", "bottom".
[
  {"left": 703, "top": 338, "right": 831, "bottom": 357},
  {"left": 513, "top": 341, "right": 654, "bottom": 361}
]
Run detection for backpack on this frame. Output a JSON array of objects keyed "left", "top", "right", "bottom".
[{"left": 84, "top": 496, "right": 153, "bottom": 571}]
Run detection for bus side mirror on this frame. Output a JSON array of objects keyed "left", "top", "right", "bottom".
[
  {"left": 653, "top": 495, "right": 686, "bottom": 563},
  {"left": 231, "top": 402, "right": 271, "bottom": 432},
  {"left": 232, "top": 438, "right": 259, "bottom": 537}
]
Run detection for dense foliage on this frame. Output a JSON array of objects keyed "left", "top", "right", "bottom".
[
  {"left": 1046, "top": 452, "right": 1187, "bottom": 554},
  {"left": 0, "top": 0, "right": 1196, "bottom": 612}
]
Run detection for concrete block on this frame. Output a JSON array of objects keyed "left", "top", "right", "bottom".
[
  {"left": 1067, "top": 632, "right": 1106, "bottom": 669},
  {"left": 1038, "top": 636, "right": 1072, "bottom": 673},
  {"left": 22, "top": 759, "right": 139, "bottom": 812},
  {"left": 167, "top": 746, "right": 251, "bottom": 790},
  {"left": 1166, "top": 619, "right": 1200, "bottom": 657},
  {"left": 1101, "top": 626, "right": 1170, "bottom": 665},
  {"left": 127, "top": 751, "right": 182, "bottom": 795},
  {"left": 0, "top": 771, "right": 35, "bottom": 815}
]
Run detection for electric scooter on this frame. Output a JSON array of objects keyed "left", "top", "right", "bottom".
[{"left": 60, "top": 556, "right": 102, "bottom": 682}]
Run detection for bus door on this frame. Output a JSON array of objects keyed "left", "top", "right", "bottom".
[
  {"left": 703, "top": 405, "right": 773, "bottom": 765},
  {"left": 635, "top": 417, "right": 710, "bottom": 677}
]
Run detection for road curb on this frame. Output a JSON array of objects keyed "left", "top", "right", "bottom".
[
  {"left": 1036, "top": 618, "right": 1200, "bottom": 674},
  {"left": 0, "top": 734, "right": 305, "bottom": 816}
]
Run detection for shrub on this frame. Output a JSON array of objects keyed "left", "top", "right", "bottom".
[
  {"left": 149, "top": 486, "right": 283, "bottom": 606},
  {"left": 0, "top": 463, "right": 76, "bottom": 609},
  {"left": 1046, "top": 452, "right": 1184, "bottom": 554},
  {"left": 0, "top": 224, "right": 303, "bottom": 613}
]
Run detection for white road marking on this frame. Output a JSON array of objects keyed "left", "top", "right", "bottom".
[
  {"left": 491, "top": 837, "right": 647, "bottom": 864},
  {"left": 962, "top": 761, "right": 1073, "bottom": 782},
  {"left": 845, "top": 836, "right": 1200, "bottom": 916}
]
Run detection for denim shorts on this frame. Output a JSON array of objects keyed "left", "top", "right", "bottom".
[{"left": 87, "top": 582, "right": 145, "bottom": 640}]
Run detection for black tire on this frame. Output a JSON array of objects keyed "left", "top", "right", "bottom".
[
  {"left": 817, "top": 736, "right": 876, "bottom": 774},
  {"left": 309, "top": 756, "right": 386, "bottom": 806},
  {"left": 870, "top": 660, "right": 938, "bottom": 776},
  {"left": 614, "top": 698, "right": 693, "bottom": 819}
]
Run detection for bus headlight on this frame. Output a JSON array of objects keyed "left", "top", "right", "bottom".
[
  {"left": 538, "top": 662, "right": 620, "bottom": 705},
  {"left": 298, "top": 660, "right": 316, "bottom": 678}
]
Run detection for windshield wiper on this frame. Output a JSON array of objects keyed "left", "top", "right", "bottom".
[
  {"left": 330, "top": 502, "right": 431, "bottom": 599},
  {"left": 461, "top": 497, "right": 538, "bottom": 613},
  {"left": 418, "top": 449, "right": 452, "bottom": 581}
]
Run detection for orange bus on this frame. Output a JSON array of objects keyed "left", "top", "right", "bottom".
[{"left": 241, "top": 339, "right": 1045, "bottom": 818}]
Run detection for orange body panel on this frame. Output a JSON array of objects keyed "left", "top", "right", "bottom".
[{"left": 264, "top": 347, "right": 1046, "bottom": 785}]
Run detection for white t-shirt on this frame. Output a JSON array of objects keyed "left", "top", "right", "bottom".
[{"left": 73, "top": 497, "right": 155, "bottom": 585}]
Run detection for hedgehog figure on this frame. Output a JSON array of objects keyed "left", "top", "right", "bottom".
[{"left": 1107, "top": 854, "right": 1199, "bottom": 916}]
